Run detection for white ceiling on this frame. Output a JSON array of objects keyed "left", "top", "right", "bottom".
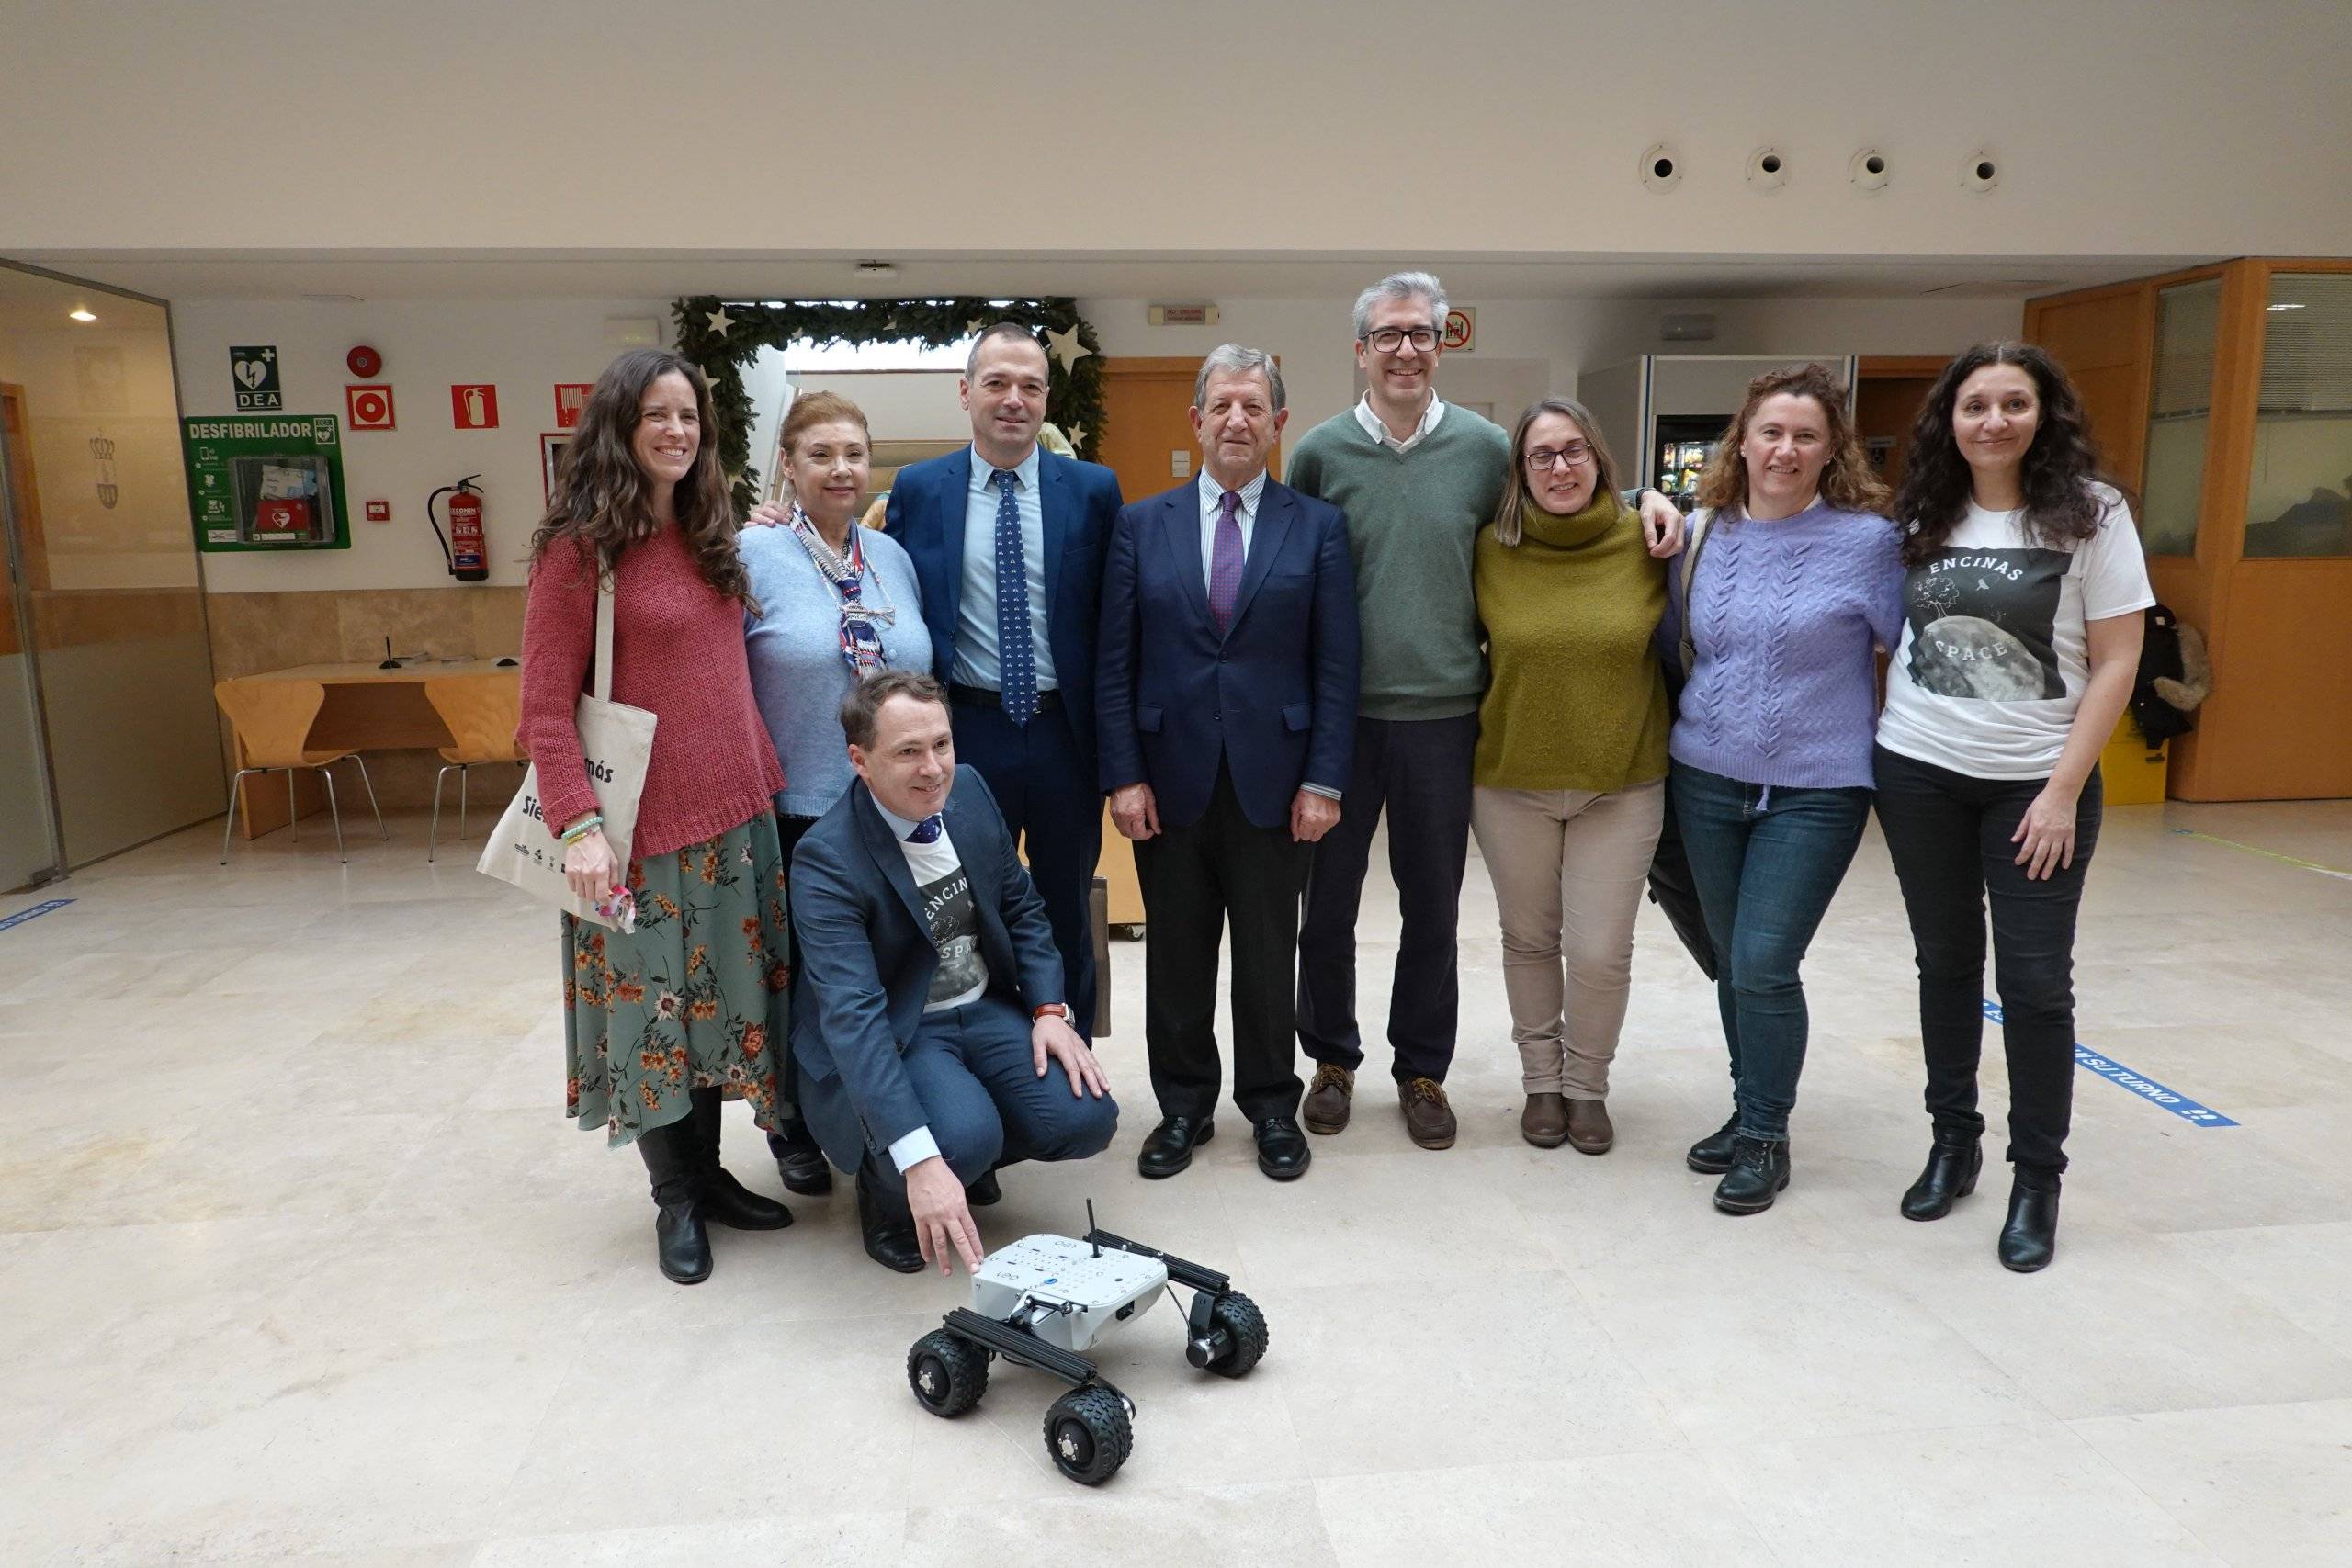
[{"left": 4, "top": 251, "right": 2210, "bottom": 305}]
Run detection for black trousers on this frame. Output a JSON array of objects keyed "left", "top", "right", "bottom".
[
  {"left": 1135, "top": 761, "right": 1308, "bottom": 1122},
  {"left": 951, "top": 697, "right": 1101, "bottom": 1042},
  {"left": 1871, "top": 745, "right": 2104, "bottom": 1175},
  {"left": 1296, "top": 712, "right": 1477, "bottom": 1085}
]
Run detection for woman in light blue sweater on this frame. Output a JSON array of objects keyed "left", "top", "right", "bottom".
[
  {"left": 739, "top": 390, "right": 932, "bottom": 1194},
  {"left": 1657, "top": 362, "right": 1904, "bottom": 1217}
]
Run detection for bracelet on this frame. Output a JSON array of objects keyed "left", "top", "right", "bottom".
[{"left": 560, "top": 814, "right": 604, "bottom": 845}]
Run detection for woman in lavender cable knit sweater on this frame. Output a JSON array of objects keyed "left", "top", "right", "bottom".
[{"left": 1657, "top": 363, "right": 1905, "bottom": 1216}]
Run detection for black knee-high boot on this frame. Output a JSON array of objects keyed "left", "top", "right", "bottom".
[
  {"left": 637, "top": 1118, "right": 712, "bottom": 1285},
  {"left": 689, "top": 1088, "right": 793, "bottom": 1231}
]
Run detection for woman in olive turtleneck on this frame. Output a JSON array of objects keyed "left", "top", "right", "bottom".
[{"left": 1471, "top": 399, "right": 1673, "bottom": 1156}]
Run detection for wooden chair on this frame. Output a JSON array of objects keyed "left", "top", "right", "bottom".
[
  {"left": 423, "top": 675, "right": 525, "bottom": 862},
  {"left": 212, "top": 679, "right": 387, "bottom": 864}
]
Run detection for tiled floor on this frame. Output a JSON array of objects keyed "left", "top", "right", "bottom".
[{"left": 4, "top": 797, "right": 2348, "bottom": 1565}]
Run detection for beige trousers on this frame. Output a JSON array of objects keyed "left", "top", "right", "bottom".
[{"left": 1470, "top": 778, "right": 1667, "bottom": 1100}]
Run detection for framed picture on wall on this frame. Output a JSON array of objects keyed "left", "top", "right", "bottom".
[{"left": 540, "top": 433, "right": 571, "bottom": 503}]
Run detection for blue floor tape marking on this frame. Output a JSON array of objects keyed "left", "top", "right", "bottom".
[
  {"left": 0, "top": 898, "right": 74, "bottom": 933},
  {"left": 1982, "top": 999, "right": 2237, "bottom": 1127}
]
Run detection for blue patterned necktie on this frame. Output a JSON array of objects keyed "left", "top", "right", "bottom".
[
  {"left": 906, "top": 814, "right": 944, "bottom": 844},
  {"left": 990, "top": 468, "right": 1039, "bottom": 727}
]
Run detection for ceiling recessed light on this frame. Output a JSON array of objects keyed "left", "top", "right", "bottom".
[
  {"left": 69, "top": 308, "right": 96, "bottom": 322},
  {"left": 2267, "top": 302, "right": 2307, "bottom": 311}
]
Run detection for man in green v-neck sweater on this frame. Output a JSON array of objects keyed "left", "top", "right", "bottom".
[
  {"left": 1285, "top": 272, "right": 1506, "bottom": 1153},
  {"left": 1288, "top": 274, "right": 1679, "bottom": 1154}
]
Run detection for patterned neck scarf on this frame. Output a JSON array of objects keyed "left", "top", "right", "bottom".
[{"left": 787, "top": 503, "right": 895, "bottom": 677}]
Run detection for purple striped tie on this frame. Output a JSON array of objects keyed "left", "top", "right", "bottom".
[{"left": 1208, "top": 490, "right": 1244, "bottom": 633}]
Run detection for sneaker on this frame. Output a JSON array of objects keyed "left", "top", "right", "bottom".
[
  {"left": 1400, "top": 1077, "right": 1457, "bottom": 1150},
  {"left": 1303, "top": 1063, "right": 1354, "bottom": 1134}
]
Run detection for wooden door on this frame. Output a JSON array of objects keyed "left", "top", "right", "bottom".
[
  {"left": 1854, "top": 356, "right": 1946, "bottom": 497},
  {"left": 1098, "top": 356, "right": 1282, "bottom": 507}
]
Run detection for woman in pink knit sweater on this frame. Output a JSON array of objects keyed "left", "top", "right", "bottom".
[{"left": 519, "top": 348, "right": 795, "bottom": 1286}]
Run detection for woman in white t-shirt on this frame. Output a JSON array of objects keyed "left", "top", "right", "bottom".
[{"left": 1874, "top": 342, "right": 2153, "bottom": 1274}]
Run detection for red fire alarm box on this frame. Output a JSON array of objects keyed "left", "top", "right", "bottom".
[{"left": 365, "top": 499, "right": 391, "bottom": 522}]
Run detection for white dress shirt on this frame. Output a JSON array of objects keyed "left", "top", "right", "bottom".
[
  {"left": 1353, "top": 392, "right": 1446, "bottom": 454},
  {"left": 952, "top": 444, "right": 1057, "bottom": 692},
  {"left": 1195, "top": 467, "right": 1266, "bottom": 588}
]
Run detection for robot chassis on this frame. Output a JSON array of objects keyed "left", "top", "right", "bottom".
[{"left": 905, "top": 1209, "right": 1268, "bottom": 1485}]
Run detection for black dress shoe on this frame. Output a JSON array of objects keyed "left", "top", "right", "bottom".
[
  {"left": 1137, "top": 1115, "right": 1213, "bottom": 1179},
  {"left": 771, "top": 1119, "right": 835, "bottom": 1197},
  {"left": 1253, "top": 1116, "right": 1310, "bottom": 1181},
  {"left": 1712, "top": 1135, "right": 1792, "bottom": 1214},
  {"left": 1685, "top": 1113, "right": 1741, "bottom": 1174},
  {"left": 965, "top": 1168, "right": 1002, "bottom": 1206},
  {"left": 1999, "top": 1168, "right": 2062, "bottom": 1272},
  {"left": 1900, "top": 1127, "right": 1983, "bottom": 1222},
  {"left": 856, "top": 1164, "right": 925, "bottom": 1274}
]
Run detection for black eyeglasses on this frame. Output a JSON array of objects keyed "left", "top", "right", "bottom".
[
  {"left": 1361, "top": 327, "right": 1439, "bottom": 353},
  {"left": 1524, "top": 442, "right": 1594, "bottom": 471}
]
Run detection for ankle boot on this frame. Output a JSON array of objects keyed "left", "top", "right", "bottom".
[
  {"left": 1685, "top": 1113, "right": 1741, "bottom": 1174},
  {"left": 1521, "top": 1092, "right": 1568, "bottom": 1148},
  {"left": 856, "top": 1162, "right": 925, "bottom": 1274},
  {"left": 1999, "top": 1168, "right": 2062, "bottom": 1272},
  {"left": 636, "top": 1119, "right": 713, "bottom": 1284},
  {"left": 1900, "top": 1127, "right": 1984, "bottom": 1221},
  {"left": 1712, "top": 1135, "right": 1792, "bottom": 1214},
  {"left": 689, "top": 1089, "right": 793, "bottom": 1231}
]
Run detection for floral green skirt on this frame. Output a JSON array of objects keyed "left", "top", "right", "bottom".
[{"left": 561, "top": 812, "right": 791, "bottom": 1147}]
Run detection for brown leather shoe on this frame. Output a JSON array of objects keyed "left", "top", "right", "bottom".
[
  {"left": 1566, "top": 1097, "right": 1615, "bottom": 1156},
  {"left": 1303, "top": 1063, "right": 1354, "bottom": 1134},
  {"left": 1521, "top": 1092, "right": 1568, "bottom": 1148},
  {"left": 1400, "top": 1077, "right": 1457, "bottom": 1150}
]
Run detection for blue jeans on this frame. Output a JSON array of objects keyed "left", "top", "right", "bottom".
[{"left": 1670, "top": 762, "right": 1871, "bottom": 1142}]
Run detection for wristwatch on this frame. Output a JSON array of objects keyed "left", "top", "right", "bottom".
[{"left": 1031, "top": 1003, "right": 1069, "bottom": 1021}]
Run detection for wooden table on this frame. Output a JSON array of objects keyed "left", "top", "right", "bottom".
[{"left": 220, "top": 659, "right": 520, "bottom": 839}]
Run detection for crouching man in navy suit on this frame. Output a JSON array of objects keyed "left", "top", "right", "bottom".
[
  {"left": 792, "top": 670, "right": 1118, "bottom": 1275},
  {"left": 1096, "top": 344, "right": 1359, "bottom": 1183}
]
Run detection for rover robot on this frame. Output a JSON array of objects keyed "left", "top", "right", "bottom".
[{"left": 904, "top": 1207, "right": 1267, "bottom": 1485}]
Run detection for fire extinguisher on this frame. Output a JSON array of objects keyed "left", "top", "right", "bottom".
[{"left": 428, "top": 475, "right": 489, "bottom": 582}]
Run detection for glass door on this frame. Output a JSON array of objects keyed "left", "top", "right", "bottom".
[
  {"left": 0, "top": 263, "right": 223, "bottom": 872},
  {"left": 0, "top": 388, "right": 64, "bottom": 890}
]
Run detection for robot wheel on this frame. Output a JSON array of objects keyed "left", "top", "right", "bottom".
[
  {"left": 907, "top": 1329, "right": 989, "bottom": 1417},
  {"left": 1042, "top": 1385, "right": 1133, "bottom": 1484}
]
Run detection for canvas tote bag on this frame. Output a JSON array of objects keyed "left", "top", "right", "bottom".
[{"left": 477, "top": 572, "right": 656, "bottom": 930}]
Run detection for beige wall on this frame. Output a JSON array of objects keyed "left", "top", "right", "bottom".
[{"left": 6, "top": 1, "right": 2351, "bottom": 262}]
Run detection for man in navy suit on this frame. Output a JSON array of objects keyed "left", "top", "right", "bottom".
[
  {"left": 1096, "top": 345, "right": 1358, "bottom": 1182},
  {"left": 792, "top": 670, "right": 1117, "bottom": 1275},
  {"left": 885, "top": 323, "right": 1125, "bottom": 1042}
]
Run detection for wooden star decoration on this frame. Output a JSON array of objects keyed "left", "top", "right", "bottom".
[
  {"left": 706, "top": 305, "right": 737, "bottom": 335},
  {"left": 1064, "top": 424, "right": 1087, "bottom": 452},
  {"left": 1045, "top": 324, "right": 1091, "bottom": 372}
]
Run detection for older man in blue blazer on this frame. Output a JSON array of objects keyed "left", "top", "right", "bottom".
[
  {"left": 792, "top": 670, "right": 1117, "bottom": 1275},
  {"left": 885, "top": 323, "right": 1124, "bottom": 1043},
  {"left": 1097, "top": 344, "right": 1358, "bottom": 1183}
]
